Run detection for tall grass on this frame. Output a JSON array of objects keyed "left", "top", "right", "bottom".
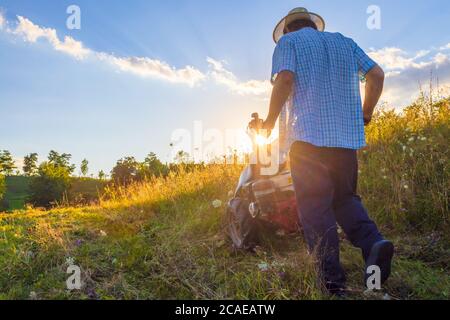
[
  {"left": 361, "top": 96, "right": 449, "bottom": 234},
  {"left": 0, "top": 96, "right": 448, "bottom": 300}
]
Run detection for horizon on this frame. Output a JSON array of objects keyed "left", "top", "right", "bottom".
[{"left": 1, "top": 0, "right": 450, "bottom": 174}]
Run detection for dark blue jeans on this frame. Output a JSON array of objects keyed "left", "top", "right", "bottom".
[{"left": 289, "top": 141, "right": 384, "bottom": 289}]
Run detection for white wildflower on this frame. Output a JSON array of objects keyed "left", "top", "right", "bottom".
[
  {"left": 99, "top": 230, "right": 107, "bottom": 237},
  {"left": 403, "top": 185, "right": 409, "bottom": 190},
  {"left": 212, "top": 200, "right": 223, "bottom": 208},
  {"left": 258, "top": 263, "right": 269, "bottom": 272},
  {"left": 29, "top": 291, "right": 38, "bottom": 300},
  {"left": 65, "top": 256, "right": 75, "bottom": 266}
]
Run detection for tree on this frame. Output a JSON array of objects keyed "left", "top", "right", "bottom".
[
  {"left": 23, "top": 153, "right": 39, "bottom": 176},
  {"left": 142, "top": 152, "right": 167, "bottom": 178},
  {"left": 48, "top": 151, "right": 76, "bottom": 174},
  {"left": 80, "top": 159, "right": 89, "bottom": 177},
  {"left": 0, "top": 150, "right": 16, "bottom": 176},
  {"left": 174, "top": 151, "right": 191, "bottom": 164},
  {"left": 111, "top": 157, "right": 140, "bottom": 185},
  {"left": 29, "top": 162, "right": 71, "bottom": 208},
  {"left": 98, "top": 170, "right": 106, "bottom": 180}
]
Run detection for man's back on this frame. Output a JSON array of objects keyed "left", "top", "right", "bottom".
[{"left": 272, "top": 27, "right": 376, "bottom": 150}]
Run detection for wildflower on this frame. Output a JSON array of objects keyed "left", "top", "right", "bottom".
[
  {"left": 258, "top": 263, "right": 269, "bottom": 272},
  {"left": 212, "top": 200, "right": 222, "bottom": 208},
  {"left": 99, "top": 230, "right": 107, "bottom": 237},
  {"left": 402, "top": 145, "right": 407, "bottom": 152},
  {"left": 408, "top": 137, "right": 415, "bottom": 143},
  {"left": 29, "top": 291, "right": 38, "bottom": 300},
  {"left": 66, "top": 257, "right": 75, "bottom": 266},
  {"left": 403, "top": 185, "right": 409, "bottom": 190},
  {"left": 75, "top": 239, "right": 83, "bottom": 247},
  {"left": 383, "top": 176, "right": 388, "bottom": 180}
]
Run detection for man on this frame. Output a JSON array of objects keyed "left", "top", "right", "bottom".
[{"left": 263, "top": 7, "right": 394, "bottom": 295}]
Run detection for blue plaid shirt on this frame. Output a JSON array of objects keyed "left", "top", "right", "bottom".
[{"left": 272, "top": 28, "right": 377, "bottom": 150}]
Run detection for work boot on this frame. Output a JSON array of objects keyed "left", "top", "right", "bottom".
[{"left": 364, "top": 240, "right": 394, "bottom": 285}]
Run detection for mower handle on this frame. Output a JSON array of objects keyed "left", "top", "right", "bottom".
[{"left": 248, "top": 113, "right": 264, "bottom": 132}]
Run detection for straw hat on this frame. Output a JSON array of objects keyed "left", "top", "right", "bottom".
[{"left": 273, "top": 7, "right": 325, "bottom": 43}]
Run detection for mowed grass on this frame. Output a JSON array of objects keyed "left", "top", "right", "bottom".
[{"left": 0, "top": 98, "right": 448, "bottom": 300}]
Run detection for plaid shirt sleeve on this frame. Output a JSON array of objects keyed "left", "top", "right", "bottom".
[
  {"left": 352, "top": 40, "right": 377, "bottom": 76},
  {"left": 271, "top": 37, "right": 297, "bottom": 83}
]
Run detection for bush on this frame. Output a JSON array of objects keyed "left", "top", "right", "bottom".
[
  {"left": 29, "top": 162, "right": 71, "bottom": 208},
  {"left": 0, "top": 175, "right": 5, "bottom": 210},
  {"left": 0, "top": 175, "right": 5, "bottom": 201}
]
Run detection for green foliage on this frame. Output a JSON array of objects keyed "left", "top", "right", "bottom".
[
  {"left": 98, "top": 170, "right": 106, "bottom": 180},
  {"left": 111, "top": 157, "right": 140, "bottom": 185},
  {"left": 68, "top": 177, "right": 108, "bottom": 205},
  {"left": 0, "top": 150, "right": 16, "bottom": 176},
  {"left": 29, "top": 162, "right": 71, "bottom": 208},
  {"left": 142, "top": 152, "right": 168, "bottom": 178},
  {"left": 80, "top": 159, "right": 89, "bottom": 177},
  {"left": 111, "top": 153, "right": 169, "bottom": 185},
  {"left": 1, "top": 176, "right": 30, "bottom": 211},
  {"left": 0, "top": 174, "right": 5, "bottom": 202},
  {"left": 23, "top": 153, "right": 38, "bottom": 176},
  {"left": 48, "top": 150, "right": 76, "bottom": 174}
]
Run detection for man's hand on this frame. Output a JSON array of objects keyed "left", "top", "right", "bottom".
[{"left": 363, "top": 114, "right": 372, "bottom": 126}]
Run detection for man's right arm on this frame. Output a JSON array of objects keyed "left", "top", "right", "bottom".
[{"left": 363, "top": 65, "right": 385, "bottom": 125}]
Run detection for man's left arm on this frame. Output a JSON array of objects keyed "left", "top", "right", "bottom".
[{"left": 263, "top": 71, "right": 294, "bottom": 132}]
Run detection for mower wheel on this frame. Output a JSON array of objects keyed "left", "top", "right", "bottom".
[{"left": 226, "top": 198, "right": 258, "bottom": 250}]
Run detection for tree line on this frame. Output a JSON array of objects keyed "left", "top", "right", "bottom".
[{"left": 0, "top": 150, "right": 174, "bottom": 209}]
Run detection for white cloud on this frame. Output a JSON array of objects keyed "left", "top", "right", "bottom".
[
  {"left": 2, "top": 12, "right": 450, "bottom": 105},
  {"left": 207, "top": 57, "right": 271, "bottom": 95},
  {"left": 368, "top": 47, "right": 433, "bottom": 71},
  {"left": 13, "top": 16, "right": 90, "bottom": 60},
  {"left": 371, "top": 47, "right": 450, "bottom": 107},
  {"left": 99, "top": 54, "right": 206, "bottom": 86}
]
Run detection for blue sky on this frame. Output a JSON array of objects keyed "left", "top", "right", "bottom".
[{"left": 1, "top": 0, "right": 450, "bottom": 175}]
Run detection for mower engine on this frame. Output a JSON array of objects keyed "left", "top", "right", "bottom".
[
  {"left": 250, "top": 172, "right": 298, "bottom": 233},
  {"left": 226, "top": 113, "right": 300, "bottom": 250}
]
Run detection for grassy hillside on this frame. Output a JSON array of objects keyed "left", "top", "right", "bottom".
[{"left": 0, "top": 98, "right": 448, "bottom": 300}]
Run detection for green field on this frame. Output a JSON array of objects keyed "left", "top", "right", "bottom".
[
  {"left": 1, "top": 176, "right": 107, "bottom": 212},
  {"left": 2, "top": 176, "right": 30, "bottom": 211}
]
